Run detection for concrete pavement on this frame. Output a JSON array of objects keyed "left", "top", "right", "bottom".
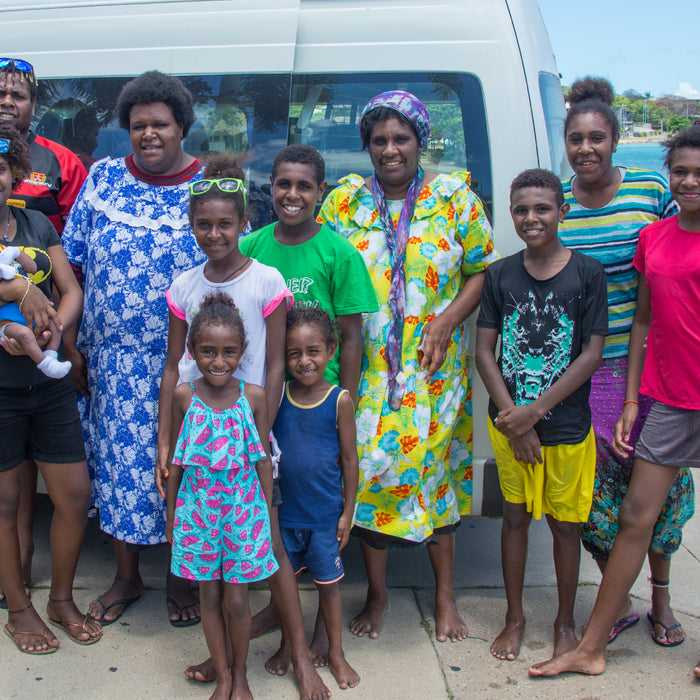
[{"left": 4, "top": 493, "right": 700, "bottom": 699}]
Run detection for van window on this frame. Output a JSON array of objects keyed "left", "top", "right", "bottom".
[
  {"left": 34, "top": 74, "right": 291, "bottom": 229},
  {"left": 289, "top": 73, "right": 492, "bottom": 220},
  {"left": 538, "top": 72, "right": 569, "bottom": 179}
]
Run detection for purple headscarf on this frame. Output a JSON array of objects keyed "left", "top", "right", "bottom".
[
  {"left": 360, "top": 91, "right": 431, "bottom": 411},
  {"left": 360, "top": 90, "right": 431, "bottom": 149}
]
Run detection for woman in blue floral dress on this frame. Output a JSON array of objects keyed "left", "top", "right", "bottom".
[{"left": 62, "top": 71, "right": 204, "bottom": 627}]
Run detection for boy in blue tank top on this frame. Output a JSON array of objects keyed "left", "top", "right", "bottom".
[{"left": 273, "top": 304, "right": 360, "bottom": 691}]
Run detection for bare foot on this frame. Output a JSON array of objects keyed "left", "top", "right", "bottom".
[
  {"left": 291, "top": 650, "right": 331, "bottom": 699},
  {"left": 46, "top": 598, "right": 102, "bottom": 643},
  {"left": 490, "top": 616, "right": 525, "bottom": 660},
  {"left": 329, "top": 653, "right": 360, "bottom": 690},
  {"left": 185, "top": 657, "right": 217, "bottom": 683},
  {"left": 209, "top": 672, "right": 232, "bottom": 700},
  {"left": 251, "top": 599, "right": 280, "bottom": 639},
  {"left": 6, "top": 605, "right": 59, "bottom": 653},
  {"left": 309, "top": 623, "right": 330, "bottom": 667},
  {"left": 693, "top": 661, "right": 700, "bottom": 680},
  {"left": 528, "top": 645, "right": 606, "bottom": 677},
  {"left": 553, "top": 618, "right": 578, "bottom": 657},
  {"left": 265, "top": 640, "right": 291, "bottom": 676},
  {"left": 435, "top": 593, "right": 468, "bottom": 642},
  {"left": 88, "top": 576, "right": 143, "bottom": 624},
  {"left": 348, "top": 594, "right": 388, "bottom": 639}
]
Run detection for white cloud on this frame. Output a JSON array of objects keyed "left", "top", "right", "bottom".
[{"left": 675, "top": 83, "right": 700, "bottom": 99}]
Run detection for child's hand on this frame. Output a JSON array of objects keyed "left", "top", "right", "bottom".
[
  {"left": 336, "top": 512, "right": 352, "bottom": 551},
  {"left": 509, "top": 429, "right": 542, "bottom": 466},
  {"left": 155, "top": 452, "right": 169, "bottom": 500},
  {"left": 165, "top": 516, "right": 174, "bottom": 545},
  {"left": 612, "top": 403, "right": 639, "bottom": 459},
  {"left": 494, "top": 404, "right": 538, "bottom": 439}
]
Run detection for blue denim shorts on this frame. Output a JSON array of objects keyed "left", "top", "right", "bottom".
[{"left": 280, "top": 525, "right": 344, "bottom": 584}]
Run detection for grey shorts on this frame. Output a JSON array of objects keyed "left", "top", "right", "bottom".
[{"left": 635, "top": 401, "right": 700, "bottom": 469}]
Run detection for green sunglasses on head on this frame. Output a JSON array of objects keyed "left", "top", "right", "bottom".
[{"left": 190, "top": 178, "right": 246, "bottom": 208}]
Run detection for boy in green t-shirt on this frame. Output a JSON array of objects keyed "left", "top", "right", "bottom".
[
  {"left": 240, "top": 145, "right": 377, "bottom": 672},
  {"left": 241, "top": 144, "right": 378, "bottom": 398}
]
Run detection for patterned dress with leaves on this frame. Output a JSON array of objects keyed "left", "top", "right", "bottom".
[{"left": 319, "top": 172, "right": 497, "bottom": 543}]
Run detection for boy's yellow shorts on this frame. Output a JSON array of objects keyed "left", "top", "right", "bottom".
[{"left": 487, "top": 419, "right": 595, "bottom": 522}]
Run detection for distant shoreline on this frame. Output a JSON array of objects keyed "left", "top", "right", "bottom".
[{"left": 618, "top": 135, "right": 667, "bottom": 144}]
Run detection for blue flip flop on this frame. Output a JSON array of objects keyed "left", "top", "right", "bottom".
[{"left": 647, "top": 610, "right": 685, "bottom": 647}]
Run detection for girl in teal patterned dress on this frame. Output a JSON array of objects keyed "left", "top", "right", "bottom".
[{"left": 166, "top": 292, "right": 277, "bottom": 700}]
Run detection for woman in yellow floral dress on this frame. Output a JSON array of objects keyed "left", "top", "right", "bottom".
[{"left": 319, "top": 91, "right": 497, "bottom": 642}]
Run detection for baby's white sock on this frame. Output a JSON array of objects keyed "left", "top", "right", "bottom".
[{"left": 38, "top": 350, "right": 72, "bottom": 379}]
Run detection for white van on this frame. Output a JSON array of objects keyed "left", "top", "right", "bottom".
[{"left": 3, "top": 0, "right": 567, "bottom": 515}]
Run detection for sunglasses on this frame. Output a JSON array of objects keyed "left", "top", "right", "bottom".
[
  {"left": 190, "top": 178, "right": 246, "bottom": 207},
  {"left": 0, "top": 58, "right": 36, "bottom": 82},
  {"left": 0, "top": 139, "right": 9, "bottom": 154}
]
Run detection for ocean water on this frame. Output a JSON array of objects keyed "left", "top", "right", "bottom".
[{"left": 614, "top": 142, "right": 666, "bottom": 176}]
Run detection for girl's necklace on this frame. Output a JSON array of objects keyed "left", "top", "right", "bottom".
[
  {"left": 2, "top": 209, "right": 13, "bottom": 242},
  {"left": 207, "top": 256, "right": 250, "bottom": 284}
]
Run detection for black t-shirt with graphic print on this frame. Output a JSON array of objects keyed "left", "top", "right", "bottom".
[{"left": 477, "top": 249, "right": 608, "bottom": 445}]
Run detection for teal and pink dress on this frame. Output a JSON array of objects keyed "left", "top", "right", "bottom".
[{"left": 170, "top": 381, "right": 278, "bottom": 583}]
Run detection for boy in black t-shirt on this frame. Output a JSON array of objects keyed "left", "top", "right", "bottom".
[{"left": 475, "top": 169, "right": 607, "bottom": 663}]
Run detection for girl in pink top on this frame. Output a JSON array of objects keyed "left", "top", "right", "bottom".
[{"left": 529, "top": 125, "right": 700, "bottom": 679}]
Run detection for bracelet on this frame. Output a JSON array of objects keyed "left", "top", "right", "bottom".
[
  {"left": 623, "top": 399, "right": 639, "bottom": 406},
  {"left": 18, "top": 278, "right": 32, "bottom": 312}
]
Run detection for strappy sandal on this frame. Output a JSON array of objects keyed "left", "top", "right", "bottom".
[
  {"left": 4, "top": 603, "right": 58, "bottom": 655},
  {"left": 47, "top": 597, "right": 103, "bottom": 645}
]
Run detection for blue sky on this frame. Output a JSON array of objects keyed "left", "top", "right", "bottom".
[{"left": 537, "top": 0, "right": 699, "bottom": 98}]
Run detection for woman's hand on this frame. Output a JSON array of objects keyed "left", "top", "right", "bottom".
[
  {"left": 419, "top": 312, "right": 456, "bottom": 380},
  {"left": 494, "top": 404, "right": 540, "bottom": 439},
  {"left": 20, "top": 282, "right": 62, "bottom": 335},
  {"left": 509, "top": 429, "right": 542, "bottom": 466},
  {"left": 612, "top": 403, "right": 639, "bottom": 459}
]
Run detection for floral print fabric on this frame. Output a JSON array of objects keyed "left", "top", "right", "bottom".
[
  {"left": 62, "top": 157, "right": 204, "bottom": 545},
  {"left": 319, "top": 172, "right": 497, "bottom": 542}
]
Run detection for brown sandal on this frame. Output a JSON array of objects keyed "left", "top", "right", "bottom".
[
  {"left": 48, "top": 597, "right": 103, "bottom": 646},
  {"left": 4, "top": 622, "right": 58, "bottom": 655}
]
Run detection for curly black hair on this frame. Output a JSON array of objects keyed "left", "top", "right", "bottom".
[
  {"left": 510, "top": 168, "right": 564, "bottom": 208},
  {"left": 0, "top": 124, "right": 32, "bottom": 184},
  {"left": 663, "top": 124, "right": 700, "bottom": 170},
  {"left": 117, "top": 70, "right": 195, "bottom": 136},
  {"left": 189, "top": 153, "right": 247, "bottom": 220},
  {"left": 565, "top": 77, "right": 619, "bottom": 139},
  {"left": 188, "top": 290, "right": 246, "bottom": 349},
  {"left": 286, "top": 303, "right": 339, "bottom": 348},
  {"left": 359, "top": 106, "right": 419, "bottom": 150},
  {"left": 271, "top": 144, "right": 325, "bottom": 184}
]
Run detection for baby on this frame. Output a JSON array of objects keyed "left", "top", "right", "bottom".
[{"left": 0, "top": 243, "right": 71, "bottom": 378}]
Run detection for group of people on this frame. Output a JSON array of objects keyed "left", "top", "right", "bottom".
[{"left": 1, "top": 55, "right": 699, "bottom": 699}]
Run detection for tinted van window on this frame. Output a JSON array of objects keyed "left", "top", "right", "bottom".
[
  {"left": 539, "top": 72, "right": 569, "bottom": 179},
  {"left": 290, "top": 72, "right": 492, "bottom": 219},
  {"left": 34, "top": 74, "right": 291, "bottom": 229}
]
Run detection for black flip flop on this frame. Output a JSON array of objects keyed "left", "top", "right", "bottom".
[
  {"left": 166, "top": 596, "right": 201, "bottom": 628},
  {"left": 93, "top": 594, "right": 141, "bottom": 626}
]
